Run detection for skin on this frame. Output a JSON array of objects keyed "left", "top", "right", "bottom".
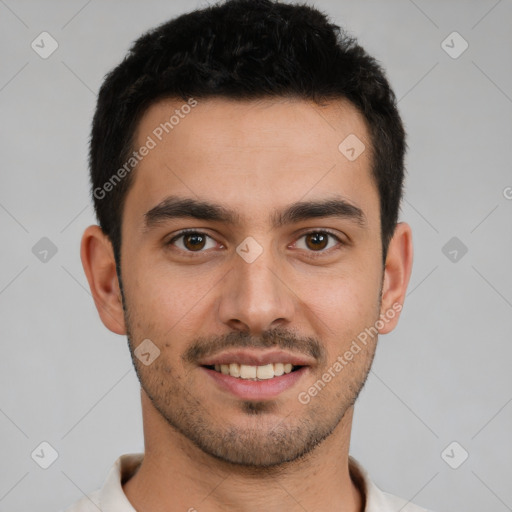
[{"left": 81, "top": 97, "right": 413, "bottom": 512}]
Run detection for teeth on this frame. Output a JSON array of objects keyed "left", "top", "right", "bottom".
[
  {"left": 240, "top": 364, "right": 257, "bottom": 379},
  {"left": 229, "top": 363, "right": 241, "bottom": 377},
  {"left": 211, "top": 362, "right": 297, "bottom": 380},
  {"left": 256, "top": 364, "right": 274, "bottom": 380},
  {"left": 273, "top": 363, "right": 284, "bottom": 376}
]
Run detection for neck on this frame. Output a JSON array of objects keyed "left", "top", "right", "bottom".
[{"left": 123, "top": 392, "right": 363, "bottom": 512}]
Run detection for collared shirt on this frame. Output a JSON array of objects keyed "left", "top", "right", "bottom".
[{"left": 64, "top": 453, "right": 429, "bottom": 512}]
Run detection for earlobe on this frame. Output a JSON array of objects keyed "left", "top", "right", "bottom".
[
  {"left": 80, "top": 225, "right": 127, "bottom": 335},
  {"left": 378, "top": 222, "right": 414, "bottom": 335}
]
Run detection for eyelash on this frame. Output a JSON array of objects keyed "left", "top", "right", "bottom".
[{"left": 166, "top": 228, "right": 345, "bottom": 257}]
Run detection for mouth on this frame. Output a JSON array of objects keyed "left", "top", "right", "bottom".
[
  {"left": 198, "top": 348, "right": 316, "bottom": 400},
  {"left": 202, "top": 362, "right": 304, "bottom": 380},
  {"left": 198, "top": 349, "right": 313, "bottom": 400}
]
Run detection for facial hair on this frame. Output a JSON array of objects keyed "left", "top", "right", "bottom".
[{"left": 118, "top": 271, "right": 380, "bottom": 468}]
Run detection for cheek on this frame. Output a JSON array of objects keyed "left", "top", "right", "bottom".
[
  {"left": 298, "top": 270, "right": 380, "bottom": 353},
  {"left": 301, "top": 263, "right": 379, "bottom": 314},
  {"left": 124, "top": 258, "right": 217, "bottom": 337}
]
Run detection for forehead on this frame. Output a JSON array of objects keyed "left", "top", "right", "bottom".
[
  {"left": 125, "top": 96, "right": 378, "bottom": 230},
  {"left": 135, "top": 96, "right": 370, "bottom": 159}
]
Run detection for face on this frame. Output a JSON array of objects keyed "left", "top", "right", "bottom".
[{"left": 118, "top": 97, "right": 386, "bottom": 466}]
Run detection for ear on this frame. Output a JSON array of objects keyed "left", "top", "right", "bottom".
[
  {"left": 80, "top": 225, "right": 126, "bottom": 335},
  {"left": 378, "top": 222, "right": 414, "bottom": 334}
]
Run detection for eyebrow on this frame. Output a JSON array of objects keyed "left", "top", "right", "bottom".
[{"left": 143, "top": 194, "right": 367, "bottom": 231}]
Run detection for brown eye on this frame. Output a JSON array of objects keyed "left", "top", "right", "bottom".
[
  {"left": 168, "top": 231, "right": 217, "bottom": 252},
  {"left": 294, "top": 231, "right": 343, "bottom": 253},
  {"left": 183, "top": 233, "right": 206, "bottom": 251},
  {"left": 304, "top": 232, "right": 329, "bottom": 251}
]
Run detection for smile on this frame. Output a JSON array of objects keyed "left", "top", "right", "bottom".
[{"left": 204, "top": 363, "right": 301, "bottom": 380}]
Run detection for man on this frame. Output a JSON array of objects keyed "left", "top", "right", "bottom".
[{"left": 69, "top": 0, "right": 422, "bottom": 510}]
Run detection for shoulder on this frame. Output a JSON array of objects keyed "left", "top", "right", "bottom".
[
  {"left": 378, "top": 490, "right": 430, "bottom": 511},
  {"left": 61, "top": 490, "right": 101, "bottom": 512},
  {"left": 349, "top": 456, "right": 432, "bottom": 512},
  {"left": 61, "top": 453, "right": 143, "bottom": 512}
]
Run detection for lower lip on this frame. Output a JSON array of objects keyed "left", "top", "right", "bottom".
[{"left": 201, "top": 366, "right": 309, "bottom": 400}]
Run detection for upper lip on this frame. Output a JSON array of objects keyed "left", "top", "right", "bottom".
[{"left": 198, "top": 349, "right": 315, "bottom": 367}]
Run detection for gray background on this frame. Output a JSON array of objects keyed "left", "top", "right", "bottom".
[{"left": 1, "top": 1, "right": 511, "bottom": 511}]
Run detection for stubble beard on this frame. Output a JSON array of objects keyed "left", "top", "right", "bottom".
[{"left": 118, "top": 273, "right": 379, "bottom": 468}]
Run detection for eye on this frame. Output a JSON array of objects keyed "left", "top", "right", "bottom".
[
  {"left": 293, "top": 230, "right": 343, "bottom": 252},
  {"left": 166, "top": 229, "right": 344, "bottom": 256},
  {"left": 167, "top": 230, "right": 218, "bottom": 252}
]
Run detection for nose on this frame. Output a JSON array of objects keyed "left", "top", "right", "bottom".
[{"left": 217, "top": 245, "right": 296, "bottom": 335}]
